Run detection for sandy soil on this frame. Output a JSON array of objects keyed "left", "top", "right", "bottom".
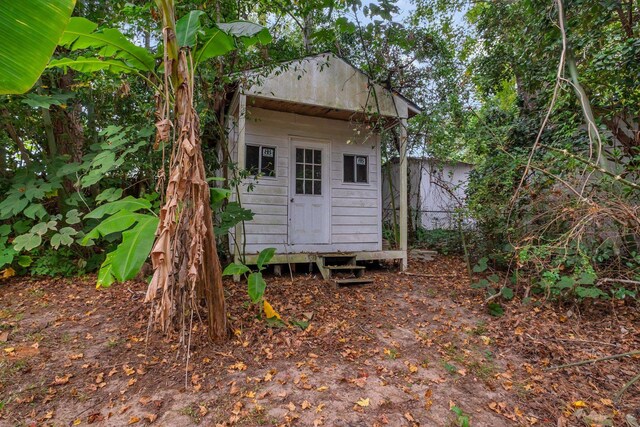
[{"left": 0, "top": 256, "right": 638, "bottom": 426}]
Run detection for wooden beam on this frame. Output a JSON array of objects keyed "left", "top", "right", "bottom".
[
  {"left": 242, "top": 250, "right": 405, "bottom": 265},
  {"left": 399, "top": 118, "right": 408, "bottom": 270},
  {"left": 356, "top": 250, "right": 404, "bottom": 261},
  {"left": 233, "top": 93, "right": 247, "bottom": 281}
]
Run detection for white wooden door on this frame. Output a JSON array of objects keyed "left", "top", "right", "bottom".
[{"left": 289, "top": 139, "right": 330, "bottom": 245}]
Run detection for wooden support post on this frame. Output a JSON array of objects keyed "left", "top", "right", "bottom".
[
  {"left": 399, "top": 118, "right": 408, "bottom": 270},
  {"left": 233, "top": 93, "right": 247, "bottom": 282}
]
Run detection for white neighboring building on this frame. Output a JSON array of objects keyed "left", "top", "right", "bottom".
[{"left": 383, "top": 158, "right": 473, "bottom": 230}]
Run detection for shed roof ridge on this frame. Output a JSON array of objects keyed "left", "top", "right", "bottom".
[{"left": 244, "top": 52, "right": 421, "bottom": 114}]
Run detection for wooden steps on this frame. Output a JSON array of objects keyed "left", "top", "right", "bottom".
[
  {"left": 327, "top": 265, "right": 366, "bottom": 274},
  {"left": 335, "top": 277, "right": 374, "bottom": 286},
  {"left": 315, "top": 253, "right": 372, "bottom": 285}
]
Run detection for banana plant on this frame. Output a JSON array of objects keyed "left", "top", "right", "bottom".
[{"left": 45, "top": 11, "right": 270, "bottom": 295}]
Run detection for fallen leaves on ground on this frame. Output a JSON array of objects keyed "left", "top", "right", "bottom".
[{"left": 0, "top": 256, "right": 636, "bottom": 426}]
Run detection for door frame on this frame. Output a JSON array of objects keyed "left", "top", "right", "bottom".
[{"left": 288, "top": 135, "right": 332, "bottom": 246}]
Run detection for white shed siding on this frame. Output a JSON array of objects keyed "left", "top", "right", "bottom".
[
  {"left": 235, "top": 107, "right": 381, "bottom": 254},
  {"left": 418, "top": 162, "right": 471, "bottom": 229}
]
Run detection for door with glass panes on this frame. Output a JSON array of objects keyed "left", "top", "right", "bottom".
[{"left": 289, "top": 139, "right": 330, "bottom": 245}]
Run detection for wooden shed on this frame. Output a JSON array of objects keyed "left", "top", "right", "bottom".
[{"left": 224, "top": 53, "right": 419, "bottom": 277}]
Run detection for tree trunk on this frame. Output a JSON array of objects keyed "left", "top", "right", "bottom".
[
  {"left": 145, "top": 0, "right": 227, "bottom": 343},
  {"left": 1, "top": 108, "right": 31, "bottom": 166}
]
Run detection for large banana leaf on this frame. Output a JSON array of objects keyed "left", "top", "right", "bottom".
[
  {"left": 48, "top": 57, "right": 137, "bottom": 75},
  {"left": 0, "top": 0, "right": 76, "bottom": 94},
  {"left": 84, "top": 196, "right": 152, "bottom": 219},
  {"left": 97, "top": 252, "right": 116, "bottom": 288},
  {"left": 95, "top": 214, "right": 158, "bottom": 287},
  {"left": 193, "top": 28, "right": 236, "bottom": 65},
  {"left": 82, "top": 210, "right": 143, "bottom": 244},
  {"left": 176, "top": 10, "right": 205, "bottom": 47},
  {"left": 112, "top": 215, "right": 158, "bottom": 282},
  {"left": 194, "top": 21, "right": 271, "bottom": 65},
  {"left": 217, "top": 21, "right": 272, "bottom": 46},
  {"left": 58, "top": 17, "right": 155, "bottom": 72}
]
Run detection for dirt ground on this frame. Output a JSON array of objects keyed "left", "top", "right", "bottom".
[{"left": 0, "top": 255, "right": 638, "bottom": 426}]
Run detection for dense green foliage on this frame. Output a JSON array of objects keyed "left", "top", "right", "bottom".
[
  {"left": 1, "top": 0, "right": 638, "bottom": 304},
  {"left": 433, "top": 0, "right": 640, "bottom": 302},
  {"left": 0, "top": 1, "right": 270, "bottom": 285}
]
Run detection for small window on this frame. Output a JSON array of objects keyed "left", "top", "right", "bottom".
[
  {"left": 343, "top": 155, "right": 368, "bottom": 183},
  {"left": 246, "top": 145, "right": 276, "bottom": 177}
]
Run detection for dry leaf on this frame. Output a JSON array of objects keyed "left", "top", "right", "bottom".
[
  {"left": 230, "top": 383, "right": 241, "bottom": 396},
  {"left": 425, "top": 389, "right": 433, "bottom": 411},
  {"left": 144, "top": 413, "right": 157, "bottom": 423},
  {"left": 263, "top": 300, "right": 281, "bottom": 320},
  {"left": 229, "top": 361, "right": 247, "bottom": 371},
  {"left": 301, "top": 401, "right": 311, "bottom": 410},
  {"left": 231, "top": 401, "right": 243, "bottom": 415},
  {"left": 356, "top": 398, "right": 370, "bottom": 407},
  {"left": 128, "top": 415, "right": 140, "bottom": 424},
  {"left": 599, "top": 398, "right": 613, "bottom": 407},
  {"left": 1, "top": 267, "right": 15, "bottom": 278},
  {"left": 87, "top": 413, "right": 104, "bottom": 424},
  {"left": 53, "top": 374, "right": 72, "bottom": 385},
  {"left": 155, "top": 119, "right": 171, "bottom": 144},
  {"left": 139, "top": 396, "right": 152, "bottom": 405}
]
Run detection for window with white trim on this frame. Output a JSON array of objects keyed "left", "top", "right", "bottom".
[
  {"left": 246, "top": 145, "right": 276, "bottom": 177},
  {"left": 343, "top": 154, "right": 368, "bottom": 183},
  {"left": 295, "top": 148, "right": 322, "bottom": 195}
]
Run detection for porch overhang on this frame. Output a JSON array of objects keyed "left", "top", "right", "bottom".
[{"left": 246, "top": 95, "right": 405, "bottom": 124}]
